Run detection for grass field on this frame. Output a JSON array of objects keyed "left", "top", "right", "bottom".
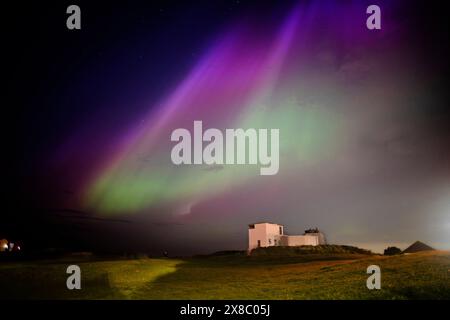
[{"left": 1, "top": 250, "right": 449, "bottom": 299}]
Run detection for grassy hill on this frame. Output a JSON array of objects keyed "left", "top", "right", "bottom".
[
  {"left": 0, "top": 250, "right": 449, "bottom": 299},
  {"left": 250, "top": 244, "right": 373, "bottom": 256}
]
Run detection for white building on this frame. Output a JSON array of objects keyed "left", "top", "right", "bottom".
[{"left": 248, "top": 222, "right": 326, "bottom": 252}]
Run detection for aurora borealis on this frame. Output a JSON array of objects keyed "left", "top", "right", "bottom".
[
  {"left": 82, "top": 1, "right": 373, "bottom": 215},
  {"left": 5, "top": 0, "right": 449, "bottom": 254}
]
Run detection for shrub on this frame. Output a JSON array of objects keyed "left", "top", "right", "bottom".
[
  {"left": 384, "top": 246, "right": 402, "bottom": 255},
  {"left": 250, "top": 245, "right": 372, "bottom": 256}
]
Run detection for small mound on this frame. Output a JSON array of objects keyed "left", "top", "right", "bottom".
[{"left": 403, "top": 241, "right": 435, "bottom": 253}]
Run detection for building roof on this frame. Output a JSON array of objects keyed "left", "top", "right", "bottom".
[{"left": 248, "top": 222, "right": 284, "bottom": 227}]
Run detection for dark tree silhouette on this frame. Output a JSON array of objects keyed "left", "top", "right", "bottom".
[{"left": 384, "top": 246, "right": 402, "bottom": 255}]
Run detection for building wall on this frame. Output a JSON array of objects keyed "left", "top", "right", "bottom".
[
  {"left": 248, "top": 223, "right": 326, "bottom": 251},
  {"left": 248, "top": 223, "right": 283, "bottom": 250},
  {"left": 311, "top": 232, "right": 326, "bottom": 245},
  {"left": 279, "top": 235, "right": 319, "bottom": 246}
]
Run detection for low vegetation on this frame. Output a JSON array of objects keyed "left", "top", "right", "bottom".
[
  {"left": 250, "top": 244, "right": 373, "bottom": 256},
  {"left": 0, "top": 249, "right": 448, "bottom": 299},
  {"left": 384, "top": 246, "right": 402, "bottom": 256}
]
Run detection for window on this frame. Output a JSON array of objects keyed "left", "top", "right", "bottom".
[
  {"left": 257, "top": 240, "right": 261, "bottom": 247},
  {"left": 274, "top": 239, "right": 277, "bottom": 245},
  {"left": 268, "top": 238, "right": 272, "bottom": 245},
  {"left": 279, "top": 226, "right": 283, "bottom": 235}
]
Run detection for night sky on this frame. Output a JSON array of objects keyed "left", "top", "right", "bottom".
[{"left": 3, "top": 0, "right": 449, "bottom": 255}]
